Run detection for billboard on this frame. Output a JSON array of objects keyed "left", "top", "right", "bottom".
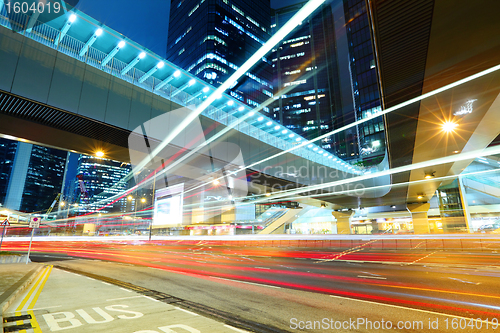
[{"left": 153, "top": 183, "right": 184, "bottom": 227}]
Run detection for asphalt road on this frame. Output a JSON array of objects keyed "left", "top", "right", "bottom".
[{"left": 5, "top": 241, "right": 500, "bottom": 332}]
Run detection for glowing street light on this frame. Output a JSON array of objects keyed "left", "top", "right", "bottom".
[
  {"left": 424, "top": 172, "right": 435, "bottom": 179},
  {"left": 95, "top": 151, "right": 104, "bottom": 158},
  {"left": 141, "top": 198, "right": 146, "bottom": 203},
  {"left": 127, "top": 196, "right": 133, "bottom": 201},
  {"left": 442, "top": 121, "right": 458, "bottom": 133}
]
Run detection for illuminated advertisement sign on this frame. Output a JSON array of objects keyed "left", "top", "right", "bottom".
[{"left": 153, "top": 183, "right": 184, "bottom": 226}]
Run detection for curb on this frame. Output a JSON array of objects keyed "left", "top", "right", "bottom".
[
  {"left": 0, "top": 264, "right": 44, "bottom": 329},
  {"left": 0, "top": 255, "right": 31, "bottom": 264}
]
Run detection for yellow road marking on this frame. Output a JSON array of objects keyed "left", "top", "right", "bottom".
[
  {"left": 14, "top": 265, "right": 53, "bottom": 333},
  {"left": 28, "top": 266, "right": 52, "bottom": 309},
  {"left": 16, "top": 267, "right": 47, "bottom": 311},
  {"left": 27, "top": 310, "right": 42, "bottom": 333}
]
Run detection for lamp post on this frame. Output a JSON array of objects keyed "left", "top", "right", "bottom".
[
  {"left": 127, "top": 195, "right": 136, "bottom": 235},
  {"left": 149, "top": 171, "right": 156, "bottom": 241}
]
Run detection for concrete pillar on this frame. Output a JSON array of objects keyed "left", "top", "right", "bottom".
[
  {"left": 458, "top": 176, "right": 471, "bottom": 233},
  {"left": 407, "top": 203, "right": 431, "bottom": 234},
  {"left": 332, "top": 211, "right": 354, "bottom": 234}
]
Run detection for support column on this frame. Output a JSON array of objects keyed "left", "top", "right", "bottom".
[
  {"left": 407, "top": 203, "right": 431, "bottom": 234},
  {"left": 332, "top": 210, "right": 354, "bottom": 234},
  {"left": 458, "top": 176, "right": 471, "bottom": 233}
]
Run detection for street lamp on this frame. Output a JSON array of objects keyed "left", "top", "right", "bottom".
[
  {"left": 95, "top": 151, "right": 104, "bottom": 158},
  {"left": 442, "top": 121, "right": 458, "bottom": 133}
]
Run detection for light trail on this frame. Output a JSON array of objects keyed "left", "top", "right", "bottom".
[
  {"left": 4, "top": 240, "right": 500, "bottom": 319},
  {"left": 244, "top": 144, "right": 500, "bottom": 205},
  {"left": 131, "top": 0, "right": 327, "bottom": 174},
  {"left": 74, "top": 61, "right": 500, "bottom": 216}
]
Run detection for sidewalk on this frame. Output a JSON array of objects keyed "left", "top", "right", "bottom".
[
  {"left": 0, "top": 263, "right": 43, "bottom": 330},
  {"left": 3, "top": 265, "right": 251, "bottom": 333}
]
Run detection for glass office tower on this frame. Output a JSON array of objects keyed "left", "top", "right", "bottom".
[
  {"left": 73, "top": 155, "right": 131, "bottom": 214},
  {"left": 0, "top": 138, "right": 18, "bottom": 206},
  {"left": 343, "top": 0, "right": 385, "bottom": 164},
  {"left": 271, "top": 2, "right": 343, "bottom": 156},
  {"left": 167, "top": 0, "right": 273, "bottom": 111},
  {"left": 3, "top": 142, "right": 67, "bottom": 213}
]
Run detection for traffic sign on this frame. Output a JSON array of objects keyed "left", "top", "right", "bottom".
[
  {"left": 30, "top": 218, "right": 40, "bottom": 228},
  {"left": 1, "top": 219, "right": 9, "bottom": 226}
]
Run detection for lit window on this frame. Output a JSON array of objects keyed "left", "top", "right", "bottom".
[
  {"left": 232, "top": 5, "right": 244, "bottom": 16},
  {"left": 284, "top": 69, "right": 301, "bottom": 75},
  {"left": 284, "top": 79, "right": 307, "bottom": 87}
]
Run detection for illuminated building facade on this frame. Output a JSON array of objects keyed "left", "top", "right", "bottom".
[
  {"left": 3, "top": 142, "right": 67, "bottom": 213},
  {"left": 0, "top": 138, "right": 17, "bottom": 206},
  {"left": 271, "top": 2, "right": 343, "bottom": 156},
  {"left": 343, "top": 0, "right": 385, "bottom": 163},
  {"left": 271, "top": 0, "right": 386, "bottom": 163},
  {"left": 73, "top": 155, "right": 131, "bottom": 214},
  {"left": 166, "top": 0, "right": 273, "bottom": 111}
]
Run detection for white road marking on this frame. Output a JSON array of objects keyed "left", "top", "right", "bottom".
[
  {"left": 447, "top": 277, "right": 480, "bottom": 285},
  {"left": 357, "top": 275, "right": 387, "bottom": 280},
  {"left": 407, "top": 251, "right": 439, "bottom": 266},
  {"left": 224, "top": 324, "right": 250, "bottom": 332},
  {"left": 101, "top": 282, "right": 111, "bottom": 286},
  {"left": 106, "top": 296, "right": 144, "bottom": 301},
  {"left": 143, "top": 296, "right": 160, "bottom": 302},
  {"left": 360, "top": 271, "right": 382, "bottom": 276},
  {"left": 120, "top": 287, "right": 132, "bottom": 292},
  {"left": 329, "top": 295, "right": 498, "bottom": 324},
  {"left": 254, "top": 267, "right": 270, "bottom": 269},
  {"left": 30, "top": 305, "right": 62, "bottom": 311},
  {"left": 174, "top": 307, "right": 198, "bottom": 316},
  {"left": 212, "top": 277, "right": 281, "bottom": 289}
]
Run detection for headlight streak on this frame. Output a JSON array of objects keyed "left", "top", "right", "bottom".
[
  {"left": 71, "top": 61, "right": 500, "bottom": 216},
  {"left": 4, "top": 241, "right": 500, "bottom": 318},
  {"left": 54, "top": 56, "right": 500, "bottom": 218},
  {"left": 66, "top": 84, "right": 302, "bottom": 215},
  {"left": 130, "top": 0, "right": 327, "bottom": 175},
  {"left": 231, "top": 165, "right": 500, "bottom": 203},
  {"left": 242, "top": 144, "right": 500, "bottom": 206},
  {"left": 38, "top": 160, "right": 500, "bottom": 228}
]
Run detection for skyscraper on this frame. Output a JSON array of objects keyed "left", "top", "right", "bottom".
[
  {"left": 342, "top": 0, "right": 385, "bottom": 164},
  {"left": 73, "top": 155, "right": 131, "bottom": 215},
  {"left": 0, "top": 138, "right": 17, "bottom": 206},
  {"left": 271, "top": 0, "right": 386, "bottom": 163},
  {"left": 166, "top": 0, "right": 273, "bottom": 111},
  {"left": 3, "top": 142, "right": 67, "bottom": 213},
  {"left": 271, "top": 2, "right": 342, "bottom": 156}
]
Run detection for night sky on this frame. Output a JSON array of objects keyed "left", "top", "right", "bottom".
[{"left": 76, "top": 0, "right": 305, "bottom": 58}]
